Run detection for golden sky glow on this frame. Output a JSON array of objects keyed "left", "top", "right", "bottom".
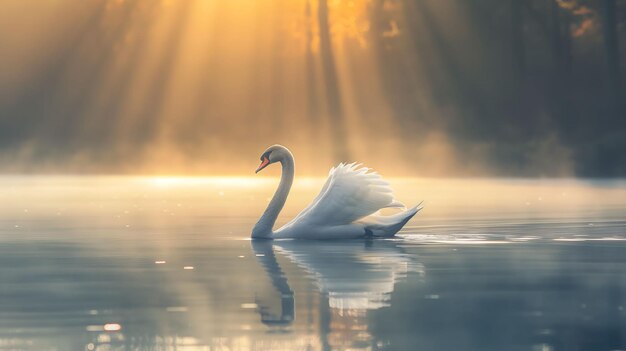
[
  {"left": 1, "top": 0, "right": 614, "bottom": 176},
  {"left": 0, "top": 0, "right": 471, "bottom": 176}
]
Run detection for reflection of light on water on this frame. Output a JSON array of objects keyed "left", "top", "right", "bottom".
[
  {"left": 433, "top": 240, "right": 513, "bottom": 245},
  {"left": 328, "top": 292, "right": 390, "bottom": 310},
  {"left": 402, "top": 234, "right": 519, "bottom": 245},
  {"left": 328, "top": 307, "right": 372, "bottom": 350},
  {"left": 85, "top": 323, "right": 121, "bottom": 332},
  {"left": 553, "top": 237, "right": 626, "bottom": 242},
  {"left": 146, "top": 176, "right": 275, "bottom": 188},
  {"left": 533, "top": 344, "right": 553, "bottom": 351},
  {"left": 510, "top": 236, "right": 541, "bottom": 242},
  {"left": 104, "top": 323, "right": 121, "bottom": 331}
]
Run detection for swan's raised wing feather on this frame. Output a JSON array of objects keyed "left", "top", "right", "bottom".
[{"left": 288, "top": 163, "right": 404, "bottom": 227}]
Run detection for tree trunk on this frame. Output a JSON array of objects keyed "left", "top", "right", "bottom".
[
  {"left": 550, "top": 0, "right": 564, "bottom": 76},
  {"left": 562, "top": 9, "right": 573, "bottom": 77},
  {"left": 601, "top": 0, "right": 621, "bottom": 104},
  {"left": 318, "top": 0, "right": 349, "bottom": 162},
  {"left": 511, "top": 0, "right": 526, "bottom": 80},
  {"left": 305, "top": 0, "right": 319, "bottom": 139}
]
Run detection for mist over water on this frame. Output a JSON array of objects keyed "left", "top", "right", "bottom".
[{"left": 1, "top": 176, "right": 625, "bottom": 350}]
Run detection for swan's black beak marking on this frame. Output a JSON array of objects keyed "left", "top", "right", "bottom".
[{"left": 256, "top": 156, "right": 270, "bottom": 173}]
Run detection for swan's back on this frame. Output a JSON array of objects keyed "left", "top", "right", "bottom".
[{"left": 280, "top": 163, "right": 405, "bottom": 231}]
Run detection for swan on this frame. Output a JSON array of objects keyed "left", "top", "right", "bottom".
[{"left": 252, "top": 145, "right": 422, "bottom": 239}]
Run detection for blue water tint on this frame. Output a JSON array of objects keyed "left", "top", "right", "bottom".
[{"left": 0, "top": 177, "right": 625, "bottom": 350}]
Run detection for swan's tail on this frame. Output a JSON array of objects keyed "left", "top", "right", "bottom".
[{"left": 362, "top": 202, "right": 423, "bottom": 237}]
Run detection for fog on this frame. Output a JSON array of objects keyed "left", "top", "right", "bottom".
[{"left": 0, "top": 0, "right": 624, "bottom": 176}]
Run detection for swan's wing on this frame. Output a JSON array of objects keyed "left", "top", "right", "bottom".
[
  {"left": 281, "top": 171, "right": 334, "bottom": 228},
  {"left": 287, "top": 163, "right": 404, "bottom": 227}
]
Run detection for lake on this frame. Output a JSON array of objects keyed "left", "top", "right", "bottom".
[{"left": 0, "top": 176, "right": 625, "bottom": 351}]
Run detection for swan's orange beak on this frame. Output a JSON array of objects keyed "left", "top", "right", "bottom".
[{"left": 255, "top": 157, "right": 270, "bottom": 173}]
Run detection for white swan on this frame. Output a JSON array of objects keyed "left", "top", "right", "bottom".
[{"left": 252, "top": 145, "right": 422, "bottom": 239}]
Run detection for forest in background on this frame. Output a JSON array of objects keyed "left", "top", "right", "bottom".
[
  {"left": 370, "top": 0, "right": 625, "bottom": 176},
  {"left": 0, "top": 0, "right": 624, "bottom": 176}
]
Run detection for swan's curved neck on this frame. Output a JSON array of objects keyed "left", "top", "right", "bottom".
[{"left": 252, "top": 154, "right": 294, "bottom": 238}]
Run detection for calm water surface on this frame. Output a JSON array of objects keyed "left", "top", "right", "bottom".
[{"left": 0, "top": 177, "right": 625, "bottom": 351}]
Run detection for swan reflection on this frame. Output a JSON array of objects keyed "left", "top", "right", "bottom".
[
  {"left": 252, "top": 239, "right": 424, "bottom": 324},
  {"left": 251, "top": 240, "right": 295, "bottom": 327}
]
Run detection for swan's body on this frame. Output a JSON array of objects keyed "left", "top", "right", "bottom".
[{"left": 252, "top": 145, "right": 422, "bottom": 239}]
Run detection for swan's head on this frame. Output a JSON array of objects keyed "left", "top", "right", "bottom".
[{"left": 255, "top": 144, "right": 291, "bottom": 173}]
